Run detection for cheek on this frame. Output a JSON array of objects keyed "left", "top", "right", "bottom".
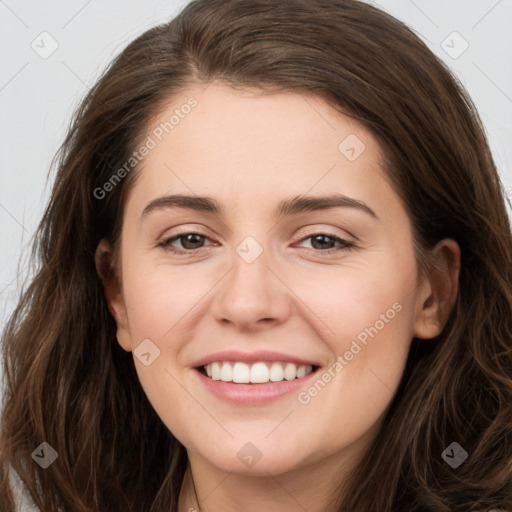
[
  {"left": 291, "top": 252, "right": 418, "bottom": 430},
  {"left": 119, "top": 260, "right": 209, "bottom": 438},
  {"left": 120, "top": 254, "right": 208, "bottom": 343},
  {"left": 308, "top": 280, "right": 414, "bottom": 399},
  {"left": 301, "top": 254, "right": 418, "bottom": 354}
]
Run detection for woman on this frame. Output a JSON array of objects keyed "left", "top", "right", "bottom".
[{"left": 1, "top": 0, "right": 511, "bottom": 510}]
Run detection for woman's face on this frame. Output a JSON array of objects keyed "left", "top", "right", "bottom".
[{"left": 105, "top": 82, "right": 439, "bottom": 477}]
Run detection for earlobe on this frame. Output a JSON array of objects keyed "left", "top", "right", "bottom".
[
  {"left": 95, "top": 239, "right": 132, "bottom": 352},
  {"left": 413, "top": 239, "right": 461, "bottom": 340}
]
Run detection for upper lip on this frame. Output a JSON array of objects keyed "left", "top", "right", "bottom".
[{"left": 191, "top": 350, "right": 320, "bottom": 368}]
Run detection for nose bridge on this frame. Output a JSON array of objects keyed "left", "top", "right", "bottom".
[
  {"left": 229, "top": 233, "right": 273, "bottom": 307},
  {"left": 211, "top": 231, "right": 290, "bottom": 328}
]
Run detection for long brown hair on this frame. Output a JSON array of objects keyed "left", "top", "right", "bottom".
[{"left": 1, "top": 1, "right": 511, "bottom": 510}]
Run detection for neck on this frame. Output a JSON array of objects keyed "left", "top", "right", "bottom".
[{"left": 177, "top": 447, "right": 365, "bottom": 512}]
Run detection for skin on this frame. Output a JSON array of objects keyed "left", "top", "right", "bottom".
[{"left": 96, "top": 82, "right": 460, "bottom": 512}]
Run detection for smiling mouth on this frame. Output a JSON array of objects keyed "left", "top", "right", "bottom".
[{"left": 196, "top": 361, "right": 320, "bottom": 384}]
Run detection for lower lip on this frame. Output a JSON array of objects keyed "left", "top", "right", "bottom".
[{"left": 194, "top": 368, "right": 319, "bottom": 405}]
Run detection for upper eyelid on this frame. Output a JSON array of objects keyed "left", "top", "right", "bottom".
[
  {"left": 161, "top": 230, "right": 217, "bottom": 244},
  {"left": 159, "top": 222, "right": 356, "bottom": 239}
]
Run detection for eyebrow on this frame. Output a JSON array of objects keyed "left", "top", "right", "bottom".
[{"left": 141, "top": 193, "right": 378, "bottom": 220}]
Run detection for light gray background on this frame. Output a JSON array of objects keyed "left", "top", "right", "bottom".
[{"left": 1, "top": 0, "right": 511, "bottom": 346}]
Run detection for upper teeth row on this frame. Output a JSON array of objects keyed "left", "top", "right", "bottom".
[{"left": 204, "top": 362, "right": 314, "bottom": 383}]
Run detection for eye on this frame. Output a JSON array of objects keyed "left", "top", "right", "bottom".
[
  {"left": 157, "top": 230, "right": 355, "bottom": 256},
  {"left": 296, "top": 232, "right": 355, "bottom": 254},
  {"left": 157, "top": 232, "right": 215, "bottom": 254}
]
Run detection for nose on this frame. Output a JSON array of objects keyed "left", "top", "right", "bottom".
[{"left": 210, "top": 245, "right": 292, "bottom": 332}]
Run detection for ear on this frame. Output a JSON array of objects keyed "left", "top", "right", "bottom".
[
  {"left": 95, "top": 239, "right": 132, "bottom": 352},
  {"left": 413, "top": 239, "right": 461, "bottom": 339}
]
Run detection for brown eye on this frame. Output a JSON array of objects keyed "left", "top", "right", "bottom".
[
  {"left": 297, "top": 233, "right": 354, "bottom": 254},
  {"left": 158, "top": 232, "right": 214, "bottom": 254},
  {"left": 309, "top": 234, "right": 337, "bottom": 250},
  {"left": 175, "top": 233, "right": 206, "bottom": 250}
]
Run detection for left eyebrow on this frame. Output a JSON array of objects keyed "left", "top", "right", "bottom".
[
  {"left": 140, "top": 193, "right": 379, "bottom": 221},
  {"left": 141, "top": 194, "right": 223, "bottom": 219}
]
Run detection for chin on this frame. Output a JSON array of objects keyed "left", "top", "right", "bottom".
[{"left": 194, "top": 440, "right": 307, "bottom": 476}]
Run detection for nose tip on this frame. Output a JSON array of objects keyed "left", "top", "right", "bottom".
[
  {"left": 212, "top": 256, "right": 291, "bottom": 331},
  {"left": 219, "top": 311, "right": 279, "bottom": 331}
]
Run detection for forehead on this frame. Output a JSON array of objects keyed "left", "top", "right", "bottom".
[
  {"left": 125, "top": 82, "right": 398, "bottom": 222},
  {"left": 143, "top": 82, "right": 377, "bottom": 162}
]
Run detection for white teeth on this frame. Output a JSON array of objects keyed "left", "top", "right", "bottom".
[
  {"left": 211, "top": 362, "right": 221, "bottom": 380},
  {"left": 250, "top": 362, "right": 269, "bottom": 383},
  {"left": 203, "top": 362, "right": 314, "bottom": 383},
  {"left": 220, "top": 362, "right": 233, "bottom": 382},
  {"left": 233, "top": 362, "right": 250, "bottom": 383},
  {"left": 283, "top": 362, "right": 296, "bottom": 381},
  {"left": 269, "top": 362, "right": 284, "bottom": 382}
]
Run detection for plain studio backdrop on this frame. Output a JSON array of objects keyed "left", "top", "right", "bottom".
[{"left": 0, "top": 0, "right": 511, "bottom": 396}]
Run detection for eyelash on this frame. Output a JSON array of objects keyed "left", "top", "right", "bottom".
[{"left": 157, "top": 230, "right": 355, "bottom": 256}]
